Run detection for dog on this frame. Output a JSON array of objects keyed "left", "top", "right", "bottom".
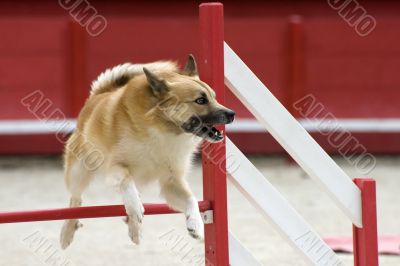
[{"left": 59, "top": 55, "right": 235, "bottom": 249}]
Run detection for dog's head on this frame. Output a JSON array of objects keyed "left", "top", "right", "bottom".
[{"left": 143, "top": 55, "right": 235, "bottom": 143}]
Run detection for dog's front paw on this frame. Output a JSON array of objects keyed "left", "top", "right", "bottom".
[
  {"left": 125, "top": 207, "right": 144, "bottom": 245},
  {"left": 126, "top": 215, "right": 142, "bottom": 244},
  {"left": 186, "top": 213, "right": 204, "bottom": 240}
]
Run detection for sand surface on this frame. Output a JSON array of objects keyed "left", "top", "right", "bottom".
[{"left": 0, "top": 155, "right": 398, "bottom": 265}]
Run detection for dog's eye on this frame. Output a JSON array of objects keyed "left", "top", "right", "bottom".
[{"left": 195, "top": 97, "right": 208, "bottom": 105}]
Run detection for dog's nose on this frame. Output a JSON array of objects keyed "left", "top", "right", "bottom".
[{"left": 225, "top": 109, "right": 235, "bottom": 123}]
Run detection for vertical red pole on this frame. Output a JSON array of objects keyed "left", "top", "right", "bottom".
[
  {"left": 68, "top": 21, "right": 88, "bottom": 118},
  {"left": 287, "top": 15, "right": 304, "bottom": 118},
  {"left": 199, "top": 3, "right": 229, "bottom": 266},
  {"left": 352, "top": 178, "right": 379, "bottom": 266},
  {"left": 285, "top": 16, "right": 305, "bottom": 164}
]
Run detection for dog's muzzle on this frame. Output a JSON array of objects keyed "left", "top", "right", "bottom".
[{"left": 182, "top": 109, "right": 235, "bottom": 143}]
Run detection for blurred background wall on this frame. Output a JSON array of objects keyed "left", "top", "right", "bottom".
[{"left": 0, "top": 0, "right": 399, "bottom": 154}]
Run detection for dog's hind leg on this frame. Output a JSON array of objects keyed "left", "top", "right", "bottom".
[
  {"left": 160, "top": 178, "right": 204, "bottom": 240},
  {"left": 60, "top": 197, "right": 83, "bottom": 249},
  {"left": 60, "top": 160, "right": 93, "bottom": 249}
]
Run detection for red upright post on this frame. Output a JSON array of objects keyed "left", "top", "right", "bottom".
[
  {"left": 352, "top": 178, "right": 379, "bottom": 266},
  {"left": 68, "top": 21, "right": 88, "bottom": 118},
  {"left": 287, "top": 15, "right": 305, "bottom": 118},
  {"left": 199, "top": 3, "right": 229, "bottom": 266}
]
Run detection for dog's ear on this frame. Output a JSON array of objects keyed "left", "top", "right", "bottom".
[
  {"left": 182, "top": 54, "right": 198, "bottom": 77},
  {"left": 143, "top": 67, "right": 169, "bottom": 97}
]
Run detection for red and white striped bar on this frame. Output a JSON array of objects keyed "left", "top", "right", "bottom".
[{"left": 0, "top": 201, "right": 211, "bottom": 224}]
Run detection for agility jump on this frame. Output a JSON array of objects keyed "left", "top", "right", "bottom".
[{"left": 0, "top": 3, "right": 378, "bottom": 266}]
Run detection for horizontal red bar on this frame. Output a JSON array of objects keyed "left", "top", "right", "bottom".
[{"left": 0, "top": 201, "right": 211, "bottom": 224}]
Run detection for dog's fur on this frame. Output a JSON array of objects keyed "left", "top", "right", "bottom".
[{"left": 60, "top": 55, "right": 235, "bottom": 249}]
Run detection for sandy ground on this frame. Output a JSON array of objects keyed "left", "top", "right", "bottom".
[{"left": 0, "top": 155, "right": 399, "bottom": 266}]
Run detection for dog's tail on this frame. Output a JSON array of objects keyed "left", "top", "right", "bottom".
[{"left": 90, "top": 61, "right": 178, "bottom": 96}]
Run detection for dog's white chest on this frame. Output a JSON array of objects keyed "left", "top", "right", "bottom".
[{"left": 116, "top": 129, "right": 201, "bottom": 185}]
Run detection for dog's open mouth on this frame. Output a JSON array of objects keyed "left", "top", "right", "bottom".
[
  {"left": 181, "top": 119, "right": 224, "bottom": 143},
  {"left": 181, "top": 111, "right": 236, "bottom": 143},
  {"left": 198, "top": 125, "right": 224, "bottom": 143}
]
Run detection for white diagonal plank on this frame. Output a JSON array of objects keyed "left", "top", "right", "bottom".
[
  {"left": 226, "top": 138, "right": 343, "bottom": 266},
  {"left": 228, "top": 232, "right": 263, "bottom": 266},
  {"left": 224, "top": 42, "right": 362, "bottom": 227}
]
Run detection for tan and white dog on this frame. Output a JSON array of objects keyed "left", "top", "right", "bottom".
[{"left": 60, "top": 55, "right": 235, "bottom": 249}]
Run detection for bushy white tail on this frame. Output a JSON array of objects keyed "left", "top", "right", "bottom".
[{"left": 90, "top": 61, "right": 178, "bottom": 96}]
